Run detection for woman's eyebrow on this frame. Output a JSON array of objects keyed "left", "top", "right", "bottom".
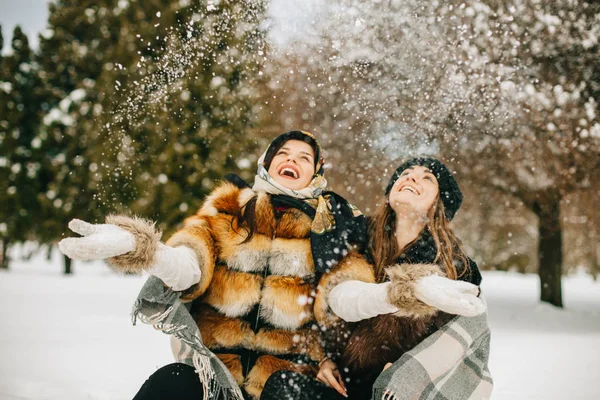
[{"left": 423, "top": 169, "right": 437, "bottom": 179}]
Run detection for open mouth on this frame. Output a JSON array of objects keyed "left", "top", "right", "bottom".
[
  {"left": 399, "top": 185, "right": 420, "bottom": 195},
  {"left": 277, "top": 165, "right": 300, "bottom": 179}
]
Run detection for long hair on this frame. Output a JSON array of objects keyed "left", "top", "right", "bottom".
[
  {"left": 236, "top": 196, "right": 258, "bottom": 243},
  {"left": 369, "top": 195, "right": 470, "bottom": 282},
  {"left": 233, "top": 195, "right": 275, "bottom": 244}
]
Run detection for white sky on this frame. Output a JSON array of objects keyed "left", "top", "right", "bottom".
[
  {"left": 0, "top": 0, "right": 322, "bottom": 53},
  {"left": 0, "top": 0, "right": 50, "bottom": 51}
]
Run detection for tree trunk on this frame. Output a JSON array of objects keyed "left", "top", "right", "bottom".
[
  {"left": 533, "top": 194, "right": 563, "bottom": 307},
  {"left": 0, "top": 239, "right": 8, "bottom": 270},
  {"left": 591, "top": 232, "right": 599, "bottom": 281},
  {"left": 588, "top": 196, "right": 599, "bottom": 281},
  {"left": 64, "top": 254, "right": 73, "bottom": 275}
]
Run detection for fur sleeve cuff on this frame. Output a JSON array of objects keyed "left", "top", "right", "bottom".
[
  {"left": 166, "top": 224, "right": 216, "bottom": 301},
  {"left": 105, "top": 215, "right": 162, "bottom": 273},
  {"left": 385, "top": 263, "right": 444, "bottom": 319}
]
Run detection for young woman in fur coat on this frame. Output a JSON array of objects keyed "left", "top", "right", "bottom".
[
  {"left": 59, "top": 131, "right": 369, "bottom": 400},
  {"left": 261, "top": 157, "right": 486, "bottom": 400}
]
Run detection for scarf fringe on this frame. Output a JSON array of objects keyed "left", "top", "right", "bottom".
[
  {"left": 133, "top": 300, "right": 244, "bottom": 400},
  {"left": 132, "top": 302, "right": 174, "bottom": 325},
  {"left": 193, "top": 353, "right": 213, "bottom": 400},
  {"left": 192, "top": 353, "right": 244, "bottom": 400}
]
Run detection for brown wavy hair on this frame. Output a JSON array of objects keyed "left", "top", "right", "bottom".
[
  {"left": 235, "top": 195, "right": 261, "bottom": 244},
  {"left": 369, "top": 194, "right": 470, "bottom": 282}
]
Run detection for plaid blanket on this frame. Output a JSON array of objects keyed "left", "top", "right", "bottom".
[
  {"left": 132, "top": 276, "right": 244, "bottom": 400},
  {"left": 372, "top": 311, "right": 493, "bottom": 400}
]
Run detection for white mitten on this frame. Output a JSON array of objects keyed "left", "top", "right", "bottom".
[
  {"left": 329, "top": 281, "right": 399, "bottom": 322},
  {"left": 59, "top": 218, "right": 201, "bottom": 291},
  {"left": 58, "top": 219, "right": 135, "bottom": 261},
  {"left": 413, "top": 274, "right": 486, "bottom": 317},
  {"left": 148, "top": 244, "right": 201, "bottom": 291}
]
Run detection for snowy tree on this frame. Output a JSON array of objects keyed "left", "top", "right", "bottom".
[
  {"left": 96, "top": 0, "right": 268, "bottom": 236},
  {"left": 0, "top": 25, "right": 6, "bottom": 269},
  {"left": 36, "top": 0, "right": 269, "bottom": 275},
  {"left": 434, "top": 0, "right": 600, "bottom": 307},
  {"left": 36, "top": 1, "right": 122, "bottom": 273},
  {"left": 0, "top": 26, "right": 44, "bottom": 269},
  {"left": 267, "top": 0, "right": 599, "bottom": 306}
]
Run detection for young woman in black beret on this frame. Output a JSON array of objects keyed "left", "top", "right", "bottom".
[{"left": 261, "top": 157, "right": 487, "bottom": 400}]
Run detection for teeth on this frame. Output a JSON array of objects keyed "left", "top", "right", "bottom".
[
  {"left": 280, "top": 167, "right": 298, "bottom": 178},
  {"left": 401, "top": 186, "right": 417, "bottom": 194}
]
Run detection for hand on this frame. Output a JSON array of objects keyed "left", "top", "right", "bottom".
[
  {"left": 316, "top": 359, "right": 347, "bottom": 398},
  {"left": 58, "top": 219, "right": 136, "bottom": 261},
  {"left": 413, "top": 274, "right": 486, "bottom": 317}
]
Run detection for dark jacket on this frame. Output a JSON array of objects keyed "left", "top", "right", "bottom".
[{"left": 336, "top": 230, "right": 482, "bottom": 393}]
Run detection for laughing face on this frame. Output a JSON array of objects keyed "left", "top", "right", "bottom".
[
  {"left": 388, "top": 165, "right": 440, "bottom": 216},
  {"left": 267, "top": 139, "right": 316, "bottom": 191}
]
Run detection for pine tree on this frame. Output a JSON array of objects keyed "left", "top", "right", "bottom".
[
  {"left": 0, "top": 26, "right": 43, "bottom": 269},
  {"left": 36, "top": 1, "right": 122, "bottom": 273},
  {"left": 37, "top": 1, "right": 268, "bottom": 273},
  {"left": 103, "top": 0, "right": 268, "bottom": 236},
  {"left": 0, "top": 25, "right": 8, "bottom": 269}
]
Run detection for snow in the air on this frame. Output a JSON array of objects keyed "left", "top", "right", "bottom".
[{"left": 1, "top": 246, "right": 599, "bottom": 400}]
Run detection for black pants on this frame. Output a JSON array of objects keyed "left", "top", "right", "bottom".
[
  {"left": 260, "top": 370, "right": 372, "bottom": 400},
  {"left": 133, "top": 363, "right": 204, "bottom": 400},
  {"left": 133, "top": 363, "right": 370, "bottom": 400}
]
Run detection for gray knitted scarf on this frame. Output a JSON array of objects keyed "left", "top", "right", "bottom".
[{"left": 132, "top": 276, "right": 244, "bottom": 400}]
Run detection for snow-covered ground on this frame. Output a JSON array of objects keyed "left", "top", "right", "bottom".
[{"left": 1, "top": 248, "right": 599, "bottom": 400}]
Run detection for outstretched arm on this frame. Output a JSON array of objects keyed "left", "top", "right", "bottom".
[
  {"left": 58, "top": 215, "right": 214, "bottom": 295},
  {"left": 314, "top": 251, "right": 376, "bottom": 326},
  {"left": 386, "top": 263, "right": 485, "bottom": 318},
  {"left": 328, "top": 263, "right": 486, "bottom": 323},
  {"left": 328, "top": 280, "right": 399, "bottom": 322}
]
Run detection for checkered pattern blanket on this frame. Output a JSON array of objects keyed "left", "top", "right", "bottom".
[{"left": 372, "top": 311, "right": 493, "bottom": 400}]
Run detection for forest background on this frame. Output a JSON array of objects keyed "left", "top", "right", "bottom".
[{"left": 1, "top": 0, "right": 599, "bottom": 309}]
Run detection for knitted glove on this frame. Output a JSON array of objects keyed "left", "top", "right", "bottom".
[
  {"left": 413, "top": 274, "right": 486, "bottom": 317},
  {"left": 58, "top": 219, "right": 136, "bottom": 261}
]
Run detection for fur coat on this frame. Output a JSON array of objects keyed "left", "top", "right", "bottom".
[
  {"left": 152, "top": 181, "right": 361, "bottom": 399},
  {"left": 315, "top": 230, "right": 483, "bottom": 392}
]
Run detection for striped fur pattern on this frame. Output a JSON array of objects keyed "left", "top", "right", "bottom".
[{"left": 166, "top": 182, "right": 325, "bottom": 398}]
